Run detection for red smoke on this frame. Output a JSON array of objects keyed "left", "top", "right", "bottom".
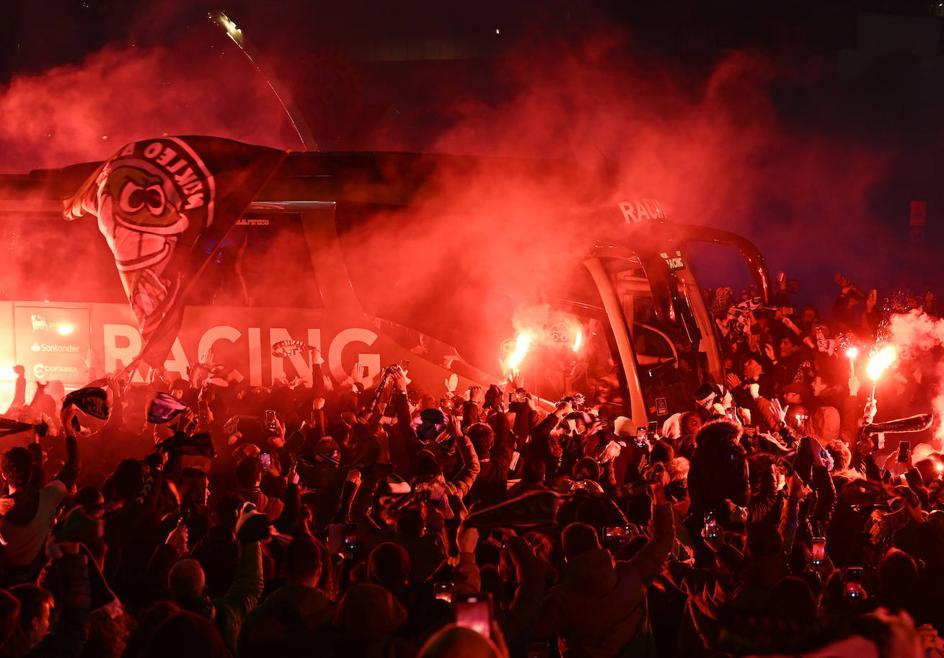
[
  {"left": 0, "top": 16, "right": 903, "bottom": 379},
  {"left": 0, "top": 39, "right": 295, "bottom": 173}
]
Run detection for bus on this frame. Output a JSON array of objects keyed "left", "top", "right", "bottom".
[{"left": 0, "top": 148, "right": 771, "bottom": 431}]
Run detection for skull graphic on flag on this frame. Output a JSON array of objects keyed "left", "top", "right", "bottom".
[
  {"left": 68, "top": 138, "right": 215, "bottom": 336},
  {"left": 65, "top": 136, "right": 284, "bottom": 368}
]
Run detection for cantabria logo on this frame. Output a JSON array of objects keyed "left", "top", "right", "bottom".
[{"left": 32, "top": 363, "right": 79, "bottom": 380}]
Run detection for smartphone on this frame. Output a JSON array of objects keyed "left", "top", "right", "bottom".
[
  {"left": 603, "top": 526, "right": 633, "bottom": 541},
  {"left": 647, "top": 420, "right": 658, "bottom": 439},
  {"left": 635, "top": 427, "right": 648, "bottom": 448},
  {"left": 844, "top": 566, "right": 866, "bottom": 600},
  {"left": 259, "top": 452, "right": 271, "bottom": 470},
  {"left": 342, "top": 524, "right": 358, "bottom": 555},
  {"left": 898, "top": 441, "right": 911, "bottom": 464},
  {"left": 433, "top": 581, "right": 454, "bottom": 604},
  {"left": 454, "top": 593, "right": 492, "bottom": 639},
  {"left": 725, "top": 407, "right": 736, "bottom": 422},
  {"left": 704, "top": 511, "right": 720, "bottom": 541},
  {"left": 871, "top": 433, "right": 885, "bottom": 451},
  {"left": 811, "top": 536, "right": 826, "bottom": 566},
  {"left": 361, "top": 365, "right": 370, "bottom": 379},
  {"left": 509, "top": 451, "right": 521, "bottom": 471},
  {"left": 264, "top": 409, "right": 277, "bottom": 432}
]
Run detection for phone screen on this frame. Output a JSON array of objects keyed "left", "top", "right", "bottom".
[
  {"left": 844, "top": 567, "right": 865, "bottom": 600},
  {"left": 647, "top": 420, "right": 658, "bottom": 437},
  {"left": 259, "top": 452, "right": 271, "bottom": 469},
  {"left": 704, "top": 511, "right": 719, "bottom": 540},
  {"left": 811, "top": 536, "right": 826, "bottom": 565},
  {"left": 455, "top": 595, "right": 491, "bottom": 638},
  {"left": 264, "top": 409, "right": 277, "bottom": 431},
  {"left": 635, "top": 427, "right": 648, "bottom": 448},
  {"left": 433, "top": 581, "right": 454, "bottom": 604}
]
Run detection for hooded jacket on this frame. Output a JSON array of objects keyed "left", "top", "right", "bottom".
[{"left": 536, "top": 502, "right": 674, "bottom": 658}]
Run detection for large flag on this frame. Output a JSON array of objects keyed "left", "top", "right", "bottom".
[{"left": 65, "top": 136, "right": 285, "bottom": 368}]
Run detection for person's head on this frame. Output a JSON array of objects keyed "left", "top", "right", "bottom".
[
  {"left": 367, "top": 542, "right": 411, "bottom": 592},
  {"left": 779, "top": 335, "right": 799, "bottom": 359},
  {"left": 111, "top": 459, "right": 144, "bottom": 502},
  {"left": 782, "top": 382, "right": 807, "bottom": 406},
  {"left": 810, "top": 407, "right": 841, "bottom": 443},
  {"left": 742, "top": 357, "right": 763, "bottom": 381},
  {"left": 8, "top": 584, "right": 53, "bottom": 648},
  {"left": 0, "top": 590, "right": 19, "bottom": 648},
  {"left": 800, "top": 305, "right": 818, "bottom": 327},
  {"left": 467, "top": 423, "right": 494, "bottom": 458},
  {"left": 142, "top": 611, "right": 229, "bottom": 658},
  {"left": 333, "top": 584, "right": 407, "bottom": 642},
  {"left": 693, "top": 383, "right": 719, "bottom": 412},
  {"left": 680, "top": 411, "right": 704, "bottom": 437},
  {"left": 286, "top": 536, "right": 323, "bottom": 588},
  {"left": 786, "top": 405, "right": 810, "bottom": 434},
  {"left": 168, "top": 559, "right": 206, "bottom": 601},
  {"left": 1, "top": 447, "right": 33, "bottom": 490},
  {"left": 746, "top": 523, "right": 782, "bottom": 559},
  {"left": 811, "top": 374, "right": 829, "bottom": 397},
  {"left": 519, "top": 454, "right": 546, "bottom": 485},
  {"left": 825, "top": 440, "right": 851, "bottom": 472},
  {"left": 693, "top": 419, "right": 741, "bottom": 450},
  {"left": 123, "top": 602, "right": 180, "bottom": 658},
  {"left": 650, "top": 440, "right": 674, "bottom": 465},
  {"left": 878, "top": 548, "right": 918, "bottom": 609},
  {"left": 413, "top": 450, "right": 443, "bottom": 481},
  {"left": 764, "top": 576, "right": 817, "bottom": 629},
  {"left": 235, "top": 456, "right": 263, "bottom": 490},
  {"left": 418, "top": 624, "right": 503, "bottom": 658},
  {"left": 211, "top": 493, "right": 242, "bottom": 528},
  {"left": 562, "top": 522, "right": 601, "bottom": 561},
  {"left": 573, "top": 457, "right": 600, "bottom": 482},
  {"left": 181, "top": 468, "right": 209, "bottom": 508}
]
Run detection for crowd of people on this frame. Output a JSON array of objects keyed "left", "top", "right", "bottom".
[{"left": 0, "top": 273, "right": 939, "bottom": 658}]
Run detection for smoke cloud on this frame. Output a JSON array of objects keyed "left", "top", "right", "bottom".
[
  {"left": 888, "top": 310, "right": 944, "bottom": 445},
  {"left": 0, "top": 39, "right": 294, "bottom": 173},
  {"left": 0, "top": 10, "right": 914, "bottom": 381}
]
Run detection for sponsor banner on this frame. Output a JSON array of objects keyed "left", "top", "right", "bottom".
[
  {"left": 14, "top": 305, "right": 90, "bottom": 386},
  {"left": 3, "top": 301, "right": 473, "bottom": 396},
  {"left": 90, "top": 303, "right": 388, "bottom": 387}
]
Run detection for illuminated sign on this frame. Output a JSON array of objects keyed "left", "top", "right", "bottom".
[
  {"left": 659, "top": 250, "right": 685, "bottom": 271},
  {"left": 617, "top": 198, "right": 666, "bottom": 224}
]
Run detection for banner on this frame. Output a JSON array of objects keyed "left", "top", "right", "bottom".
[{"left": 65, "top": 136, "right": 285, "bottom": 368}]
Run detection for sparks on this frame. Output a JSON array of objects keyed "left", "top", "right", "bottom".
[
  {"left": 866, "top": 345, "right": 897, "bottom": 381},
  {"left": 216, "top": 12, "right": 242, "bottom": 41}
]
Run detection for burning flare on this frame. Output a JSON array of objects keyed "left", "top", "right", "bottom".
[
  {"left": 866, "top": 345, "right": 897, "bottom": 382},
  {"left": 845, "top": 346, "right": 859, "bottom": 360},
  {"left": 572, "top": 329, "right": 583, "bottom": 353},
  {"left": 505, "top": 331, "right": 532, "bottom": 375}
]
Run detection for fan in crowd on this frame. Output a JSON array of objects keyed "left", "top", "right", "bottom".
[{"left": 0, "top": 274, "right": 938, "bottom": 658}]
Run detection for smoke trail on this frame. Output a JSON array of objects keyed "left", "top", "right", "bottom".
[{"left": 888, "top": 309, "right": 944, "bottom": 444}]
